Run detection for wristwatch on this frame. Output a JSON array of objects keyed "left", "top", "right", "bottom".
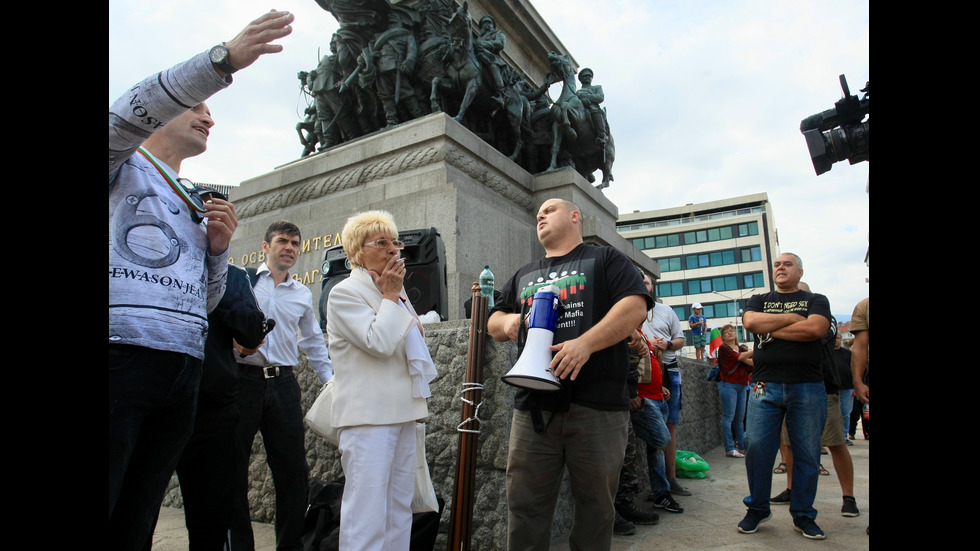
[
  {"left": 209, "top": 44, "right": 238, "bottom": 75},
  {"left": 665, "top": 340, "right": 673, "bottom": 350}
]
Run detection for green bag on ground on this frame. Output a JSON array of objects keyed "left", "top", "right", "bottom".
[{"left": 675, "top": 450, "right": 709, "bottom": 479}]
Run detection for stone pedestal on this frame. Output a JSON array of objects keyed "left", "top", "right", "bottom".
[{"left": 227, "top": 112, "right": 656, "bottom": 321}]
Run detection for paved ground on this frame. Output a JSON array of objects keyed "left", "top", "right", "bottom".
[{"left": 151, "top": 436, "right": 869, "bottom": 550}]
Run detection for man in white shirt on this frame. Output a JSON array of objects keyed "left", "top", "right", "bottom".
[
  {"left": 640, "top": 274, "right": 691, "bottom": 498},
  {"left": 231, "top": 220, "right": 333, "bottom": 551}
]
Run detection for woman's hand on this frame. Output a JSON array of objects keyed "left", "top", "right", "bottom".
[{"left": 370, "top": 255, "right": 405, "bottom": 301}]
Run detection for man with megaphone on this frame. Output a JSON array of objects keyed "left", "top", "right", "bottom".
[{"left": 489, "top": 198, "right": 652, "bottom": 551}]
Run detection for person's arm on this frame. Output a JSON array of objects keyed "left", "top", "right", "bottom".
[
  {"left": 488, "top": 272, "right": 520, "bottom": 342},
  {"left": 851, "top": 330, "right": 869, "bottom": 403},
  {"left": 718, "top": 344, "right": 742, "bottom": 372},
  {"left": 769, "top": 314, "right": 830, "bottom": 342},
  {"left": 297, "top": 296, "right": 333, "bottom": 383},
  {"left": 488, "top": 311, "right": 521, "bottom": 342},
  {"left": 109, "top": 10, "right": 295, "bottom": 176},
  {"left": 742, "top": 311, "right": 807, "bottom": 334},
  {"left": 653, "top": 311, "right": 686, "bottom": 351},
  {"left": 549, "top": 294, "right": 647, "bottom": 381},
  {"left": 327, "top": 282, "right": 416, "bottom": 362},
  {"left": 216, "top": 267, "right": 267, "bottom": 350}
]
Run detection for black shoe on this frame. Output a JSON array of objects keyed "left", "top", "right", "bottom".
[
  {"left": 650, "top": 492, "right": 684, "bottom": 513},
  {"left": 613, "top": 513, "right": 636, "bottom": 535},
  {"left": 616, "top": 502, "right": 660, "bottom": 525},
  {"left": 771, "top": 488, "right": 791, "bottom": 505},
  {"left": 793, "top": 517, "right": 826, "bottom": 540},
  {"left": 841, "top": 496, "right": 859, "bottom": 517},
  {"left": 737, "top": 510, "right": 771, "bottom": 534}
]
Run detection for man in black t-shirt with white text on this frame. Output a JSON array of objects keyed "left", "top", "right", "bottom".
[
  {"left": 737, "top": 253, "right": 831, "bottom": 540},
  {"left": 489, "top": 198, "right": 650, "bottom": 551}
]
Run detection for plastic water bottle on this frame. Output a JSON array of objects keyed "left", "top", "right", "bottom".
[{"left": 479, "top": 265, "right": 494, "bottom": 309}]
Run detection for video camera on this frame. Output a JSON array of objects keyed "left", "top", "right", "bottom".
[{"left": 800, "top": 75, "right": 869, "bottom": 176}]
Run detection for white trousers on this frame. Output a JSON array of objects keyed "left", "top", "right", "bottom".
[{"left": 338, "top": 421, "right": 416, "bottom": 551}]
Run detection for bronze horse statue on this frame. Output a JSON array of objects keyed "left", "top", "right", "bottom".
[
  {"left": 545, "top": 52, "right": 615, "bottom": 189},
  {"left": 428, "top": 2, "right": 526, "bottom": 161},
  {"left": 430, "top": 2, "right": 482, "bottom": 123}
]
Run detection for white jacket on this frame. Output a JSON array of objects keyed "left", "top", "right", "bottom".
[{"left": 326, "top": 267, "right": 428, "bottom": 427}]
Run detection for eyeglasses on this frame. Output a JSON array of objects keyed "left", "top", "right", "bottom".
[{"left": 364, "top": 238, "right": 405, "bottom": 250}]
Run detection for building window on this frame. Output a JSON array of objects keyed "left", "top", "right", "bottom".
[
  {"left": 740, "top": 246, "right": 762, "bottom": 263},
  {"left": 743, "top": 272, "right": 765, "bottom": 289},
  {"left": 738, "top": 221, "right": 759, "bottom": 237},
  {"left": 657, "top": 281, "right": 685, "bottom": 297},
  {"left": 657, "top": 257, "right": 682, "bottom": 272},
  {"left": 630, "top": 220, "right": 760, "bottom": 251},
  {"left": 671, "top": 306, "right": 686, "bottom": 320}
]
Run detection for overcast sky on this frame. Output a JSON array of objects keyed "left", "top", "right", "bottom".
[{"left": 109, "top": 0, "right": 869, "bottom": 318}]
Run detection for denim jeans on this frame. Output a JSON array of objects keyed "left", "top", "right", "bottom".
[
  {"left": 719, "top": 381, "right": 748, "bottom": 452},
  {"left": 743, "top": 381, "right": 826, "bottom": 520},
  {"left": 109, "top": 345, "right": 202, "bottom": 551},
  {"left": 838, "top": 389, "right": 854, "bottom": 440},
  {"left": 664, "top": 369, "right": 683, "bottom": 424},
  {"left": 630, "top": 398, "right": 672, "bottom": 497}
]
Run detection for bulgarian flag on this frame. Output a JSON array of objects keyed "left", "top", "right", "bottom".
[{"left": 707, "top": 324, "right": 723, "bottom": 363}]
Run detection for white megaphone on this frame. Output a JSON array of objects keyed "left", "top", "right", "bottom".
[{"left": 502, "top": 284, "right": 562, "bottom": 391}]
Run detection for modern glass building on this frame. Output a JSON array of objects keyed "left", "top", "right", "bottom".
[{"left": 616, "top": 192, "right": 779, "bottom": 356}]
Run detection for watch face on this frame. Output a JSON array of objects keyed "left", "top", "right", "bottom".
[{"left": 210, "top": 45, "right": 228, "bottom": 64}]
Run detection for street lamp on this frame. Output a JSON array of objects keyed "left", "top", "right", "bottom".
[{"left": 712, "top": 288, "right": 759, "bottom": 342}]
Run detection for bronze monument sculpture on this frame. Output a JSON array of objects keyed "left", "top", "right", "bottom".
[{"left": 298, "top": 0, "right": 616, "bottom": 189}]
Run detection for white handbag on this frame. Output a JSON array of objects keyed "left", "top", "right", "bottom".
[
  {"left": 304, "top": 380, "right": 339, "bottom": 445},
  {"left": 412, "top": 422, "right": 439, "bottom": 513}
]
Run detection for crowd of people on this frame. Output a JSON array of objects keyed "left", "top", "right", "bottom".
[{"left": 109, "top": 9, "right": 868, "bottom": 550}]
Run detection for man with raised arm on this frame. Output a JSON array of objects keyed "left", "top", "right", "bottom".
[{"left": 108, "top": 10, "right": 295, "bottom": 549}]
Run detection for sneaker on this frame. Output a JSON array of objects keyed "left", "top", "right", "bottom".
[
  {"left": 793, "top": 517, "right": 826, "bottom": 540},
  {"left": 616, "top": 502, "right": 660, "bottom": 525},
  {"left": 845, "top": 439, "right": 854, "bottom": 446},
  {"left": 770, "top": 488, "right": 791, "bottom": 504},
  {"left": 737, "top": 510, "right": 771, "bottom": 534},
  {"left": 669, "top": 480, "right": 692, "bottom": 496},
  {"left": 650, "top": 492, "right": 684, "bottom": 513},
  {"left": 613, "top": 513, "right": 636, "bottom": 535},
  {"left": 841, "top": 496, "right": 859, "bottom": 517}
]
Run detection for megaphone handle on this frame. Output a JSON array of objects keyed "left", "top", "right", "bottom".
[{"left": 516, "top": 299, "right": 530, "bottom": 351}]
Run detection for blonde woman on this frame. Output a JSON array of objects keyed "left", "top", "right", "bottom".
[{"left": 326, "top": 211, "right": 437, "bottom": 550}]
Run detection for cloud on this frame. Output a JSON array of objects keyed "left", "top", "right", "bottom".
[{"left": 109, "top": 0, "right": 869, "bottom": 313}]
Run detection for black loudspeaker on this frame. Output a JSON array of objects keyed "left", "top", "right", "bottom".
[{"left": 319, "top": 227, "right": 448, "bottom": 330}]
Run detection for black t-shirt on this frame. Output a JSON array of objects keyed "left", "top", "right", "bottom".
[
  {"left": 491, "top": 244, "right": 652, "bottom": 412},
  {"left": 744, "top": 289, "right": 831, "bottom": 384}
]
